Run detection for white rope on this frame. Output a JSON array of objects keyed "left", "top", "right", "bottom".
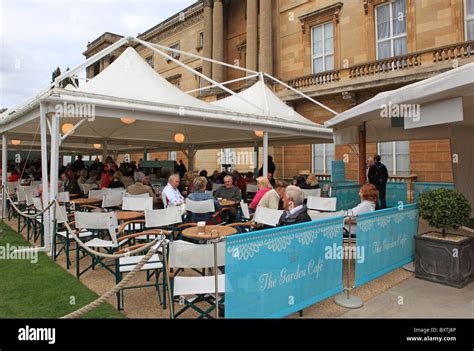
[
  {"left": 61, "top": 238, "right": 165, "bottom": 319},
  {"left": 3, "top": 186, "right": 55, "bottom": 219}
]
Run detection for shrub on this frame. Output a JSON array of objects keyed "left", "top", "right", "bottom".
[{"left": 417, "top": 188, "right": 471, "bottom": 235}]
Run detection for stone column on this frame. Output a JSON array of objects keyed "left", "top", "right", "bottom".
[
  {"left": 246, "top": 0, "right": 258, "bottom": 75},
  {"left": 202, "top": 0, "right": 213, "bottom": 86},
  {"left": 212, "top": 0, "right": 224, "bottom": 83},
  {"left": 259, "top": 0, "right": 273, "bottom": 75}
]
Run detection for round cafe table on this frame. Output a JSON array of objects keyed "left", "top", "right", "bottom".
[
  {"left": 70, "top": 197, "right": 101, "bottom": 205},
  {"left": 115, "top": 211, "right": 144, "bottom": 222},
  {"left": 219, "top": 199, "right": 238, "bottom": 207},
  {"left": 181, "top": 225, "right": 237, "bottom": 240}
]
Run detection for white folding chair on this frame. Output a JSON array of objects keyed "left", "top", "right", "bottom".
[
  {"left": 122, "top": 196, "right": 153, "bottom": 211},
  {"left": 308, "top": 210, "right": 345, "bottom": 221},
  {"left": 53, "top": 203, "right": 93, "bottom": 269},
  {"left": 102, "top": 194, "right": 123, "bottom": 209},
  {"left": 240, "top": 200, "right": 251, "bottom": 220},
  {"left": 124, "top": 192, "right": 150, "bottom": 198},
  {"left": 56, "top": 191, "right": 70, "bottom": 203},
  {"left": 89, "top": 189, "right": 107, "bottom": 199},
  {"left": 107, "top": 188, "right": 126, "bottom": 197},
  {"left": 301, "top": 188, "right": 321, "bottom": 199},
  {"left": 307, "top": 196, "right": 337, "bottom": 212},
  {"left": 246, "top": 183, "right": 258, "bottom": 193},
  {"left": 169, "top": 240, "right": 226, "bottom": 318},
  {"left": 185, "top": 198, "right": 215, "bottom": 214},
  {"left": 74, "top": 211, "right": 126, "bottom": 278},
  {"left": 212, "top": 183, "right": 224, "bottom": 193},
  {"left": 81, "top": 183, "right": 97, "bottom": 196},
  {"left": 254, "top": 205, "right": 284, "bottom": 227}
]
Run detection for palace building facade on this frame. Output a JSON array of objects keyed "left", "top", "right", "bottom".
[{"left": 83, "top": 0, "right": 474, "bottom": 184}]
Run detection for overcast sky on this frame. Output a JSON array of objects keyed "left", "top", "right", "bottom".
[{"left": 0, "top": 0, "right": 197, "bottom": 108}]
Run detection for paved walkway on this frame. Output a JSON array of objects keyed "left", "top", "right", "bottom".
[{"left": 340, "top": 277, "right": 474, "bottom": 318}]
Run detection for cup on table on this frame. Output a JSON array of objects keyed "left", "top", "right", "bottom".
[
  {"left": 197, "top": 221, "right": 206, "bottom": 234},
  {"left": 217, "top": 197, "right": 223, "bottom": 201}
]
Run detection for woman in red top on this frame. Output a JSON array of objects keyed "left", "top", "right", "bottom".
[
  {"left": 249, "top": 176, "right": 272, "bottom": 210},
  {"left": 8, "top": 170, "right": 20, "bottom": 182}
]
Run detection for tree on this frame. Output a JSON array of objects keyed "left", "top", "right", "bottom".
[{"left": 51, "top": 67, "right": 79, "bottom": 88}]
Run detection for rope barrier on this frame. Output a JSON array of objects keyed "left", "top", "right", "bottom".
[
  {"left": 61, "top": 238, "right": 165, "bottom": 319},
  {"left": 3, "top": 186, "right": 55, "bottom": 219}
]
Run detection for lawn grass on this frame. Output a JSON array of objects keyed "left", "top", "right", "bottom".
[{"left": 0, "top": 223, "right": 124, "bottom": 318}]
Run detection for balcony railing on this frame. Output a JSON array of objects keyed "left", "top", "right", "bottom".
[
  {"left": 286, "top": 70, "right": 341, "bottom": 89},
  {"left": 285, "top": 40, "right": 473, "bottom": 90}
]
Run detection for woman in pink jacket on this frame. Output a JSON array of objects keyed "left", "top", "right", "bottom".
[{"left": 249, "top": 176, "right": 272, "bottom": 210}]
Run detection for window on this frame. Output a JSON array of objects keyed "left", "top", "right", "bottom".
[
  {"left": 145, "top": 55, "right": 154, "bottom": 68},
  {"left": 466, "top": 0, "right": 474, "bottom": 40},
  {"left": 377, "top": 141, "right": 410, "bottom": 176},
  {"left": 375, "top": 0, "right": 407, "bottom": 59},
  {"left": 311, "top": 22, "right": 334, "bottom": 73},
  {"left": 168, "top": 152, "right": 177, "bottom": 161},
  {"left": 312, "top": 144, "right": 335, "bottom": 174},
  {"left": 198, "top": 32, "right": 204, "bottom": 49},
  {"left": 170, "top": 43, "right": 180, "bottom": 59}
]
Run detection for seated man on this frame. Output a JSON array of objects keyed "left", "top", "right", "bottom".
[
  {"left": 259, "top": 180, "right": 287, "bottom": 210},
  {"left": 127, "top": 173, "right": 158, "bottom": 203},
  {"left": 214, "top": 175, "right": 242, "bottom": 222},
  {"left": 188, "top": 176, "right": 222, "bottom": 222},
  {"left": 162, "top": 174, "right": 184, "bottom": 207},
  {"left": 279, "top": 185, "right": 311, "bottom": 226}
]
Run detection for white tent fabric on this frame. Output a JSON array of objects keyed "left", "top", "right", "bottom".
[
  {"left": 78, "top": 47, "right": 226, "bottom": 111},
  {"left": 212, "top": 80, "right": 322, "bottom": 127}
]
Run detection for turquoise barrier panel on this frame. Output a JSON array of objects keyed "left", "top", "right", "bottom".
[
  {"left": 332, "top": 184, "right": 360, "bottom": 211},
  {"left": 354, "top": 204, "right": 419, "bottom": 287},
  {"left": 225, "top": 217, "right": 344, "bottom": 318},
  {"left": 140, "top": 160, "right": 175, "bottom": 169},
  {"left": 331, "top": 161, "right": 346, "bottom": 182},
  {"left": 386, "top": 182, "right": 408, "bottom": 207},
  {"left": 414, "top": 182, "right": 454, "bottom": 201}
]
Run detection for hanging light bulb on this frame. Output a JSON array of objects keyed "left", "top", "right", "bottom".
[
  {"left": 11, "top": 139, "right": 21, "bottom": 145},
  {"left": 174, "top": 133, "right": 185, "bottom": 143},
  {"left": 254, "top": 130, "right": 264, "bottom": 138},
  {"left": 93, "top": 144, "right": 102, "bottom": 149},
  {"left": 61, "top": 123, "right": 74, "bottom": 134},
  {"left": 120, "top": 118, "right": 136, "bottom": 125}
]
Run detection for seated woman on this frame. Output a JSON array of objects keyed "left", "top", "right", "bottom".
[
  {"left": 344, "top": 183, "right": 378, "bottom": 236},
  {"left": 249, "top": 176, "right": 272, "bottom": 211},
  {"left": 296, "top": 175, "right": 311, "bottom": 189},
  {"left": 187, "top": 176, "right": 222, "bottom": 223},
  {"left": 306, "top": 174, "right": 320, "bottom": 189}
]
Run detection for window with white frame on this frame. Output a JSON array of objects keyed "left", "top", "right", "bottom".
[
  {"left": 312, "top": 144, "right": 335, "bottom": 174},
  {"left": 168, "top": 152, "right": 177, "bottom": 161},
  {"left": 311, "top": 22, "right": 334, "bottom": 73},
  {"left": 377, "top": 141, "right": 410, "bottom": 176},
  {"left": 466, "top": 0, "right": 474, "bottom": 40},
  {"left": 376, "top": 0, "right": 407, "bottom": 59},
  {"left": 170, "top": 43, "right": 180, "bottom": 59}
]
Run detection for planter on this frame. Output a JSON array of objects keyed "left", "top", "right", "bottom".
[{"left": 415, "top": 231, "right": 474, "bottom": 288}]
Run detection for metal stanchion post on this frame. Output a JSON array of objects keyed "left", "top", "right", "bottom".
[
  {"left": 334, "top": 212, "right": 364, "bottom": 308},
  {"left": 213, "top": 239, "right": 219, "bottom": 319}
]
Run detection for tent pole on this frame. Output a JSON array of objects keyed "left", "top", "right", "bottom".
[
  {"left": 102, "top": 141, "right": 108, "bottom": 162},
  {"left": 2, "top": 134, "right": 7, "bottom": 218},
  {"left": 254, "top": 142, "right": 259, "bottom": 177},
  {"left": 263, "top": 132, "right": 269, "bottom": 178},
  {"left": 40, "top": 103, "right": 51, "bottom": 252},
  {"left": 358, "top": 123, "right": 366, "bottom": 185},
  {"left": 49, "top": 113, "right": 60, "bottom": 256}
]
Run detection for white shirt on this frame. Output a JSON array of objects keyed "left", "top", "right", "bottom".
[
  {"left": 288, "top": 204, "right": 304, "bottom": 216},
  {"left": 345, "top": 200, "right": 376, "bottom": 234},
  {"left": 162, "top": 183, "right": 184, "bottom": 206}
]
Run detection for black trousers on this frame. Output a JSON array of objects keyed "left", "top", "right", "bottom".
[{"left": 376, "top": 184, "right": 387, "bottom": 209}]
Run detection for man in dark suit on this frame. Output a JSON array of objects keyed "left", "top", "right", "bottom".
[
  {"left": 279, "top": 185, "right": 312, "bottom": 226},
  {"left": 368, "top": 154, "right": 389, "bottom": 209}
]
